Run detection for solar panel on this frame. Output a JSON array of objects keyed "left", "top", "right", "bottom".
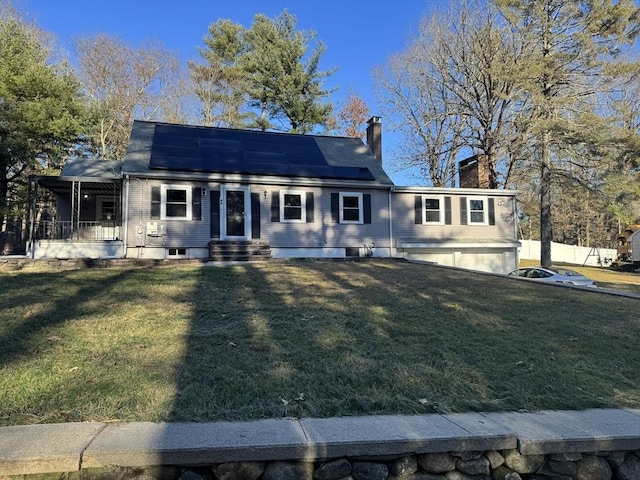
[
  {"left": 199, "top": 147, "right": 244, "bottom": 163},
  {"left": 243, "top": 141, "right": 284, "bottom": 153},
  {"left": 148, "top": 124, "right": 376, "bottom": 182},
  {"left": 198, "top": 128, "right": 241, "bottom": 140},
  {"left": 245, "top": 151, "right": 287, "bottom": 164},
  {"left": 150, "top": 155, "right": 202, "bottom": 171},
  {"left": 151, "top": 144, "right": 200, "bottom": 158},
  {"left": 155, "top": 124, "right": 198, "bottom": 138},
  {"left": 286, "top": 152, "right": 326, "bottom": 165},
  {"left": 153, "top": 134, "right": 199, "bottom": 148},
  {"left": 292, "top": 165, "right": 336, "bottom": 178},
  {"left": 333, "top": 166, "right": 375, "bottom": 180},
  {"left": 198, "top": 138, "right": 242, "bottom": 149},
  {"left": 249, "top": 162, "right": 292, "bottom": 176}
]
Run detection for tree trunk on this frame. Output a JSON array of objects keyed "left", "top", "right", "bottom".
[
  {"left": 0, "top": 167, "right": 8, "bottom": 229},
  {"left": 540, "top": 130, "right": 552, "bottom": 267}
]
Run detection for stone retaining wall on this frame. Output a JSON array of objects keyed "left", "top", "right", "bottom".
[{"left": 26, "top": 448, "right": 640, "bottom": 480}]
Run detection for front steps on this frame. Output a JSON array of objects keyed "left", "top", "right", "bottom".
[{"left": 208, "top": 240, "right": 271, "bottom": 262}]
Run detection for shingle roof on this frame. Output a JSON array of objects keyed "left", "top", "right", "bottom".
[
  {"left": 122, "top": 121, "right": 394, "bottom": 186},
  {"left": 60, "top": 157, "right": 122, "bottom": 179}
]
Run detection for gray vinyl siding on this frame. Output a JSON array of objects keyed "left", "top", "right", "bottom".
[
  {"left": 126, "top": 179, "right": 210, "bottom": 249},
  {"left": 392, "top": 192, "right": 514, "bottom": 243},
  {"left": 126, "top": 178, "right": 392, "bottom": 249},
  {"left": 259, "top": 185, "right": 391, "bottom": 248}
]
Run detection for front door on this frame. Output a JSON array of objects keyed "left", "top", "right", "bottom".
[{"left": 222, "top": 186, "right": 250, "bottom": 239}]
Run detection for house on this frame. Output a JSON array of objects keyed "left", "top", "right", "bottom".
[{"left": 28, "top": 118, "right": 520, "bottom": 274}]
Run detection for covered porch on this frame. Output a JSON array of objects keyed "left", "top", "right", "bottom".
[{"left": 29, "top": 169, "right": 124, "bottom": 259}]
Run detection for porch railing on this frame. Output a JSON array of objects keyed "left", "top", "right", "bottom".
[{"left": 33, "top": 221, "right": 120, "bottom": 241}]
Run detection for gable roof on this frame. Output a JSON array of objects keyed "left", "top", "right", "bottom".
[{"left": 122, "top": 121, "right": 394, "bottom": 186}]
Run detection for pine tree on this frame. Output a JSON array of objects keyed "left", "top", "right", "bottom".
[
  {"left": 0, "top": 15, "right": 84, "bottom": 226},
  {"left": 494, "top": 0, "right": 639, "bottom": 266}
]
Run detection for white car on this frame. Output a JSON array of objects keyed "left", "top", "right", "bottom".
[{"left": 507, "top": 266, "right": 596, "bottom": 287}]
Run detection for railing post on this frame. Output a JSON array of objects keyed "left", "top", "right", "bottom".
[{"left": 72, "top": 181, "right": 81, "bottom": 239}]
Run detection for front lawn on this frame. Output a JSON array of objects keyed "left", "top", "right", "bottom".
[{"left": 1, "top": 259, "right": 638, "bottom": 426}]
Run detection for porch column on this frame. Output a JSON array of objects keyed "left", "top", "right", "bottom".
[
  {"left": 71, "top": 180, "right": 81, "bottom": 238},
  {"left": 28, "top": 178, "right": 38, "bottom": 258}
]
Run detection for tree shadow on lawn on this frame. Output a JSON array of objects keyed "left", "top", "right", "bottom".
[
  {"left": 2, "top": 260, "right": 637, "bottom": 426},
  {"left": 0, "top": 267, "right": 164, "bottom": 424},
  {"left": 168, "top": 260, "right": 640, "bottom": 423}
]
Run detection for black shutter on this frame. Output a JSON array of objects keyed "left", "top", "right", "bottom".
[
  {"left": 251, "top": 192, "right": 260, "bottom": 238},
  {"left": 306, "top": 192, "right": 314, "bottom": 223},
  {"left": 488, "top": 197, "right": 495, "bottom": 225},
  {"left": 460, "top": 196, "right": 468, "bottom": 225},
  {"left": 271, "top": 191, "right": 280, "bottom": 222},
  {"left": 415, "top": 195, "right": 422, "bottom": 224},
  {"left": 192, "top": 188, "right": 202, "bottom": 221},
  {"left": 151, "top": 186, "right": 160, "bottom": 219},
  {"left": 444, "top": 196, "right": 452, "bottom": 225},
  {"left": 331, "top": 193, "right": 339, "bottom": 223},
  {"left": 210, "top": 190, "right": 220, "bottom": 238},
  {"left": 363, "top": 194, "right": 372, "bottom": 224}
]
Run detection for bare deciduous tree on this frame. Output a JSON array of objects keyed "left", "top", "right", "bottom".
[
  {"left": 74, "top": 34, "right": 188, "bottom": 159},
  {"left": 374, "top": 0, "right": 526, "bottom": 187}
]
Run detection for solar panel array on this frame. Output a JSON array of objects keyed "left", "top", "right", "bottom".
[{"left": 149, "top": 124, "right": 375, "bottom": 181}]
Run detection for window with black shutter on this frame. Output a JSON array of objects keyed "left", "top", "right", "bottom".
[
  {"left": 192, "top": 188, "right": 202, "bottom": 221},
  {"left": 151, "top": 186, "right": 160, "bottom": 219},
  {"left": 210, "top": 191, "right": 220, "bottom": 238}
]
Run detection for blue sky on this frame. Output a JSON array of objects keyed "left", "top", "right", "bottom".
[{"left": 23, "top": 0, "right": 443, "bottom": 184}]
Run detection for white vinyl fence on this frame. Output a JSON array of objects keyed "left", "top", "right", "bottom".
[{"left": 519, "top": 239, "right": 617, "bottom": 267}]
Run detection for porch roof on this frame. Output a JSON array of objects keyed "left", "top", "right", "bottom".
[{"left": 32, "top": 158, "right": 122, "bottom": 195}]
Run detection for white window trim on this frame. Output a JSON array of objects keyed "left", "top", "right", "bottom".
[
  {"left": 280, "top": 190, "right": 306, "bottom": 223},
  {"left": 422, "top": 194, "right": 445, "bottom": 225},
  {"left": 339, "top": 192, "right": 363, "bottom": 224},
  {"left": 467, "top": 196, "right": 488, "bottom": 225},
  {"left": 161, "top": 185, "right": 192, "bottom": 221}
]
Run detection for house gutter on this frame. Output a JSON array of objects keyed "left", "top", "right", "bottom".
[{"left": 119, "top": 170, "right": 393, "bottom": 191}]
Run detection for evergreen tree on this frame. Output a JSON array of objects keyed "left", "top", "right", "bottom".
[
  {"left": 189, "top": 19, "right": 250, "bottom": 128},
  {"left": 191, "top": 10, "right": 336, "bottom": 134},
  {"left": 0, "top": 15, "right": 84, "bottom": 226},
  {"left": 494, "top": 0, "right": 639, "bottom": 266}
]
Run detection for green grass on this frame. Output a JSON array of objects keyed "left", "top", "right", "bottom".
[{"left": 1, "top": 259, "right": 639, "bottom": 426}]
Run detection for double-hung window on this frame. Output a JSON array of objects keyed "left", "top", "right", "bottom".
[
  {"left": 415, "top": 195, "right": 451, "bottom": 225},
  {"left": 468, "top": 197, "right": 487, "bottom": 225},
  {"left": 280, "top": 190, "right": 306, "bottom": 223},
  {"left": 163, "top": 186, "right": 191, "bottom": 220},
  {"left": 150, "top": 185, "right": 202, "bottom": 221},
  {"left": 340, "top": 192, "right": 363, "bottom": 224},
  {"left": 271, "top": 190, "right": 314, "bottom": 223},
  {"left": 330, "top": 192, "right": 371, "bottom": 225},
  {"left": 424, "top": 195, "right": 444, "bottom": 224},
  {"left": 460, "top": 196, "right": 494, "bottom": 226}
]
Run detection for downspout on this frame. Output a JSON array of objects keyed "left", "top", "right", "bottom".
[
  {"left": 388, "top": 186, "right": 394, "bottom": 258},
  {"left": 513, "top": 195, "right": 519, "bottom": 269},
  {"left": 122, "top": 175, "right": 130, "bottom": 258}
]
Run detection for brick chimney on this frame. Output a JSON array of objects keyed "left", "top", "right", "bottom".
[
  {"left": 366, "top": 116, "right": 382, "bottom": 165},
  {"left": 459, "top": 154, "right": 490, "bottom": 189}
]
